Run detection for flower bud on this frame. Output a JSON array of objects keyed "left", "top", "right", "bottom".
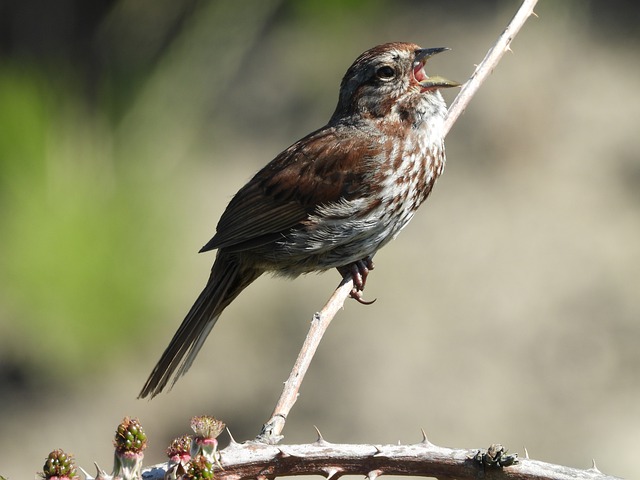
[
  {"left": 185, "top": 455, "right": 214, "bottom": 480},
  {"left": 165, "top": 434, "right": 192, "bottom": 480},
  {"left": 189, "top": 416, "right": 225, "bottom": 464},
  {"left": 112, "top": 417, "right": 147, "bottom": 480},
  {"left": 40, "top": 449, "right": 79, "bottom": 480}
]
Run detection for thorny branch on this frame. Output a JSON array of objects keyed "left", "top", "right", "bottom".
[
  {"left": 140, "top": 432, "right": 621, "bottom": 480},
  {"left": 258, "top": 0, "right": 540, "bottom": 444}
]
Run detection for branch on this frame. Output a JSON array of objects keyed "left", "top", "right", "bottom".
[
  {"left": 256, "top": 279, "right": 354, "bottom": 443},
  {"left": 141, "top": 436, "right": 622, "bottom": 480},
  {"left": 443, "top": 0, "right": 539, "bottom": 136},
  {"left": 257, "top": 0, "right": 539, "bottom": 443}
]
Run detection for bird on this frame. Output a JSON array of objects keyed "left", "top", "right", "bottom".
[{"left": 139, "top": 42, "right": 458, "bottom": 399}]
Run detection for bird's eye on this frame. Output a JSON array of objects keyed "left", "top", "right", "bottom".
[{"left": 376, "top": 66, "right": 395, "bottom": 80}]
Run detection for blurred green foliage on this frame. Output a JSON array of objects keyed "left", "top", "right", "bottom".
[{"left": 0, "top": 66, "right": 164, "bottom": 376}]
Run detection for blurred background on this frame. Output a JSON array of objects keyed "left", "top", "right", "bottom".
[{"left": 1, "top": 0, "right": 639, "bottom": 478}]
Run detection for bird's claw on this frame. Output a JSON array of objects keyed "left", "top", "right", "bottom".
[
  {"left": 350, "top": 289, "right": 377, "bottom": 305},
  {"left": 338, "top": 257, "right": 377, "bottom": 305}
]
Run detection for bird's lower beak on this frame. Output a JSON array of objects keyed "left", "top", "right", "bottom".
[
  {"left": 419, "top": 75, "right": 461, "bottom": 90},
  {"left": 414, "top": 47, "right": 460, "bottom": 91}
]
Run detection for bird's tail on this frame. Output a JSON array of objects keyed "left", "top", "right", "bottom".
[{"left": 139, "top": 252, "right": 261, "bottom": 399}]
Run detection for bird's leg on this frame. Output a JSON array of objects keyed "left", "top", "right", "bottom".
[{"left": 337, "top": 257, "right": 376, "bottom": 305}]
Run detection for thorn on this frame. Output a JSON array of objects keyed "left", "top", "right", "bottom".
[
  {"left": 95, "top": 462, "right": 109, "bottom": 479},
  {"left": 532, "top": 10, "right": 539, "bottom": 18},
  {"left": 590, "top": 459, "right": 601, "bottom": 473},
  {"left": 523, "top": 447, "right": 529, "bottom": 459},
  {"left": 506, "top": 45, "right": 514, "bottom": 53},
  {"left": 277, "top": 447, "right": 291, "bottom": 458},
  {"left": 79, "top": 462, "right": 108, "bottom": 480},
  {"left": 367, "top": 469, "right": 383, "bottom": 480},
  {"left": 322, "top": 467, "right": 342, "bottom": 480},
  {"left": 397, "top": 440, "right": 401, "bottom": 445},
  {"left": 373, "top": 445, "right": 385, "bottom": 457},
  {"left": 226, "top": 427, "right": 238, "bottom": 446},
  {"left": 280, "top": 447, "right": 300, "bottom": 458},
  {"left": 314, "top": 425, "right": 329, "bottom": 445},
  {"left": 77, "top": 466, "right": 93, "bottom": 480},
  {"left": 420, "top": 428, "right": 432, "bottom": 445}
]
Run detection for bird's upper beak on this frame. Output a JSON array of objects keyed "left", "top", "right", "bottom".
[{"left": 414, "top": 47, "right": 460, "bottom": 91}]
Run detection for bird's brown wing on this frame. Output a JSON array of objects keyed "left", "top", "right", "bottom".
[{"left": 200, "top": 125, "right": 380, "bottom": 253}]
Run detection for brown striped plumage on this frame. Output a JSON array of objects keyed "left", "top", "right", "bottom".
[{"left": 139, "top": 42, "right": 458, "bottom": 399}]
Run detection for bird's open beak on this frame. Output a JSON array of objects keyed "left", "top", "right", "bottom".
[{"left": 414, "top": 47, "right": 460, "bottom": 91}]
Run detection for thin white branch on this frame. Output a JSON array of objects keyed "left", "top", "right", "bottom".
[
  {"left": 256, "top": 279, "right": 354, "bottom": 442},
  {"left": 444, "top": 0, "right": 539, "bottom": 137}
]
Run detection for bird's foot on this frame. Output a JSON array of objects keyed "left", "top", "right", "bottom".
[{"left": 337, "top": 257, "right": 376, "bottom": 305}]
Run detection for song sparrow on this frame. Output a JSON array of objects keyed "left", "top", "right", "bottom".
[{"left": 139, "top": 42, "right": 458, "bottom": 399}]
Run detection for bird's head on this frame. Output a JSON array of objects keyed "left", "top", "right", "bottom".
[{"left": 331, "top": 42, "right": 459, "bottom": 123}]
